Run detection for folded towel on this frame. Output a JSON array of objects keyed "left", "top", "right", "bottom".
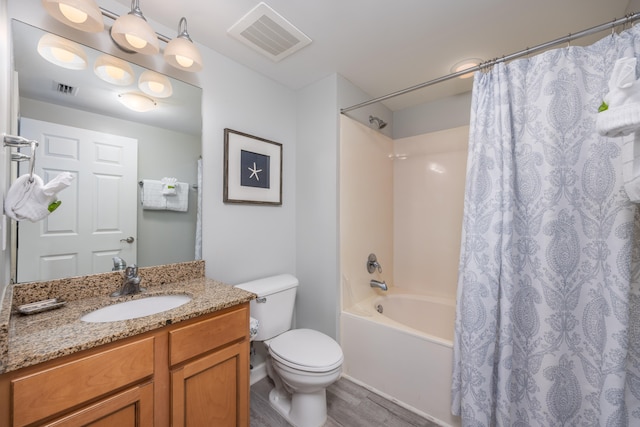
[
  {"left": 165, "top": 182, "right": 189, "bottom": 212},
  {"left": 597, "top": 57, "right": 640, "bottom": 137},
  {"left": 162, "top": 177, "right": 177, "bottom": 195},
  {"left": 621, "top": 131, "right": 640, "bottom": 202},
  {"left": 141, "top": 179, "right": 165, "bottom": 210},
  {"left": 4, "top": 172, "right": 74, "bottom": 222}
]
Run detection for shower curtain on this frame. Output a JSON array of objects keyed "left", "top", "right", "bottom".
[{"left": 452, "top": 25, "right": 640, "bottom": 426}]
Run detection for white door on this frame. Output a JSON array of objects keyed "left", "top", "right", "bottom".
[{"left": 17, "top": 118, "right": 138, "bottom": 282}]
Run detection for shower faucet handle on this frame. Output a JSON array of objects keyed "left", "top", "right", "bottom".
[{"left": 367, "top": 253, "right": 382, "bottom": 274}]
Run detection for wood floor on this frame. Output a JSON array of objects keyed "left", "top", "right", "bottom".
[{"left": 250, "top": 376, "right": 441, "bottom": 427}]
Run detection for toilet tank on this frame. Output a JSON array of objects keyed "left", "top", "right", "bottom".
[{"left": 234, "top": 274, "right": 298, "bottom": 341}]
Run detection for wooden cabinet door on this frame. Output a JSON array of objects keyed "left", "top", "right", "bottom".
[
  {"left": 42, "top": 382, "right": 153, "bottom": 427},
  {"left": 171, "top": 341, "right": 249, "bottom": 427}
]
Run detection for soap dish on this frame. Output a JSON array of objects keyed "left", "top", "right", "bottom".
[{"left": 18, "top": 298, "right": 67, "bottom": 315}]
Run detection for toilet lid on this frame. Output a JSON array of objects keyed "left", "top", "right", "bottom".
[{"left": 269, "top": 329, "right": 343, "bottom": 372}]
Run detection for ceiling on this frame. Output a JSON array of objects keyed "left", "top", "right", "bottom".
[{"left": 109, "top": 0, "right": 633, "bottom": 112}]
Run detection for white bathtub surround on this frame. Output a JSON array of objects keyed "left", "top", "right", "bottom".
[
  {"left": 339, "top": 116, "right": 468, "bottom": 425},
  {"left": 341, "top": 290, "right": 460, "bottom": 426}
]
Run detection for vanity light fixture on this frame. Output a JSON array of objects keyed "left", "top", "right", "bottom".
[
  {"left": 110, "top": 0, "right": 159, "bottom": 55},
  {"left": 164, "top": 17, "right": 203, "bottom": 72},
  {"left": 41, "top": 0, "right": 104, "bottom": 32},
  {"left": 138, "top": 70, "right": 173, "bottom": 98},
  {"left": 118, "top": 92, "right": 157, "bottom": 112},
  {"left": 37, "top": 33, "right": 88, "bottom": 70},
  {"left": 42, "top": 0, "right": 203, "bottom": 72},
  {"left": 451, "top": 58, "right": 482, "bottom": 79},
  {"left": 94, "top": 54, "right": 135, "bottom": 85}
]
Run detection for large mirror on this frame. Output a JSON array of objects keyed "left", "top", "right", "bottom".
[{"left": 10, "top": 20, "right": 202, "bottom": 283}]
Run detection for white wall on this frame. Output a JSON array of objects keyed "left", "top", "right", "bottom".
[
  {"left": 295, "top": 75, "right": 340, "bottom": 337},
  {"left": 393, "top": 91, "right": 472, "bottom": 139}
]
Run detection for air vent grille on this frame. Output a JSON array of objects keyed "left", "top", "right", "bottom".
[
  {"left": 53, "top": 81, "right": 79, "bottom": 96},
  {"left": 228, "top": 2, "right": 311, "bottom": 62}
]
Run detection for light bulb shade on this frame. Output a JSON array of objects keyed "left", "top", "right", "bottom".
[
  {"left": 94, "top": 54, "right": 135, "bottom": 85},
  {"left": 42, "top": 0, "right": 104, "bottom": 32},
  {"left": 138, "top": 70, "right": 173, "bottom": 98},
  {"left": 451, "top": 58, "right": 482, "bottom": 79},
  {"left": 111, "top": 13, "right": 159, "bottom": 55},
  {"left": 164, "top": 37, "right": 203, "bottom": 72},
  {"left": 37, "top": 33, "right": 88, "bottom": 70},
  {"left": 118, "top": 92, "right": 157, "bottom": 112}
]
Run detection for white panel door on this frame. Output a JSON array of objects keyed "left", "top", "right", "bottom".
[{"left": 17, "top": 118, "right": 138, "bottom": 282}]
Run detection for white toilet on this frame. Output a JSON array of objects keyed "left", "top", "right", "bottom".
[{"left": 235, "top": 274, "right": 343, "bottom": 427}]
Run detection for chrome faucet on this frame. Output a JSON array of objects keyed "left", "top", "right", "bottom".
[
  {"left": 367, "top": 253, "right": 383, "bottom": 274},
  {"left": 111, "top": 264, "right": 145, "bottom": 297},
  {"left": 112, "top": 256, "right": 127, "bottom": 271},
  {"left": 370, "top": 279, "right": 388, "bottom": 291}
]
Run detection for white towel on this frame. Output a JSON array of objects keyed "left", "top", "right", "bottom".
[
  {"left": 597, "top": 57, "right": 640, "bottom": 137},
  {"left": 161, "top": 177, "right": 177, "bottom": 195},
  {"left": 621, "top": 131, "right": 640, "bottom": 202},
  {"left": 165, "top": 182, "right": 189, "bottom": 212},
  {"left": 4, "top": 172, "right": 74, "bottom": 222},
  {"left": 141, "top": 179, "right": 166, "bottom": 210}
]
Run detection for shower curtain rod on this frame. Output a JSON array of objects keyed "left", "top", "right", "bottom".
[{"left": 340, "top": 12, "right": 640, "bottom": 114}]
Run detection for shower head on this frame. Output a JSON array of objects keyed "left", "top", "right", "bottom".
[{"left": 369, "top": 115, "right": 387, "bottom": 129}]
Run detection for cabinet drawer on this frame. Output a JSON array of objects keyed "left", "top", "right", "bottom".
[
  {"left": 169, "top": 305, "right": 248, "bottom": 366},
  {"left": 12, "top": 337, "right": 154, "bottom": 427}
]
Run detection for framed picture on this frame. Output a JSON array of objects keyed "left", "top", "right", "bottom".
[{"left": 224, "top": 128, "right": 282, "bottom": 205}]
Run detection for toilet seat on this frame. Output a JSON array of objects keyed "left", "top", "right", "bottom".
[{"left": 268, "top": 328, "right": 343, "bottom": 373}]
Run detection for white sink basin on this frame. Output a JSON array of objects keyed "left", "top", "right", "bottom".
[{"left": 81, "top": 294, "right": 192, "bottom": 323}]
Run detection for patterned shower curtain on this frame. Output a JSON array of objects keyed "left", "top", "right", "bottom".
[{"left": 451, "top": 25, "right": 640, "bottom": 426}]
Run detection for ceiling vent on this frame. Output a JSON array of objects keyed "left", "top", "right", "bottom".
[
  {"left": 53, "top": 81, "right": 79, "bottom": 96},
  {"left": 228, "top": 2, "right": 312, "bottom": 62}
]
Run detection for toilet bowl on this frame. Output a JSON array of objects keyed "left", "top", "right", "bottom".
[
  {"left": 234, "top": 275, "right": 344, "bottom": 427},
  {"left": 266, "top": 329, "right": 343, "bottom": 427}
]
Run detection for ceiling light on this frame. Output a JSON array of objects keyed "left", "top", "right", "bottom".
[
  {"left": 37, "top": 33, "right": 88, "bottom": 70},
  {"left": 138, "top": 70, "right": 172, "bottom": 98},
  {"left": 164, "top": 18, "right": 203, "bottom": 72},
  {"left": 94, "top": 54, "right": 135, "bottom": 85},
  {"left": 118, "top": 92, "right": 157, "bottom": 112},
  {"left": 110, "top": 0, "right": 159, "bottom": 55},
  {"left": 41, "top": 0, "right": 104, "bottom": 32},
  {"left": 451, "top": 58, "right": 482, "bottom": 79}
]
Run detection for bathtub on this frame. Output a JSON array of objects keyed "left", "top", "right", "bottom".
[{"left": 341, "top": 291, "right": 461, "bottom": 427}]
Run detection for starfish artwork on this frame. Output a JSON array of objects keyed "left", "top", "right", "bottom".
[
  {"left": 248, "top": 162, "right": 262, "bottom": 181},
  {"left": 240, "top": 150, "right": 270, "bottom": 189}
]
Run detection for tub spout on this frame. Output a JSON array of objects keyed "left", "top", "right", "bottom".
[{"left": 370, "top": 279, "right": 388, "bottom": 291}]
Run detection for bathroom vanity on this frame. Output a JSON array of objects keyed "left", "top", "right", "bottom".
[{"left": 0, "top": 261, "right": 255, "bottom": 427}]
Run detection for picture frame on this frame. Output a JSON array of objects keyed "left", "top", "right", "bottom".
[{"left": 223, "top": 128, "right": 283, "bottom": 205}]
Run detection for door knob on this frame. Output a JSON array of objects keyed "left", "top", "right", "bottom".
[{"left": 120, "top": 236, "right": 135, "bottom": 243}]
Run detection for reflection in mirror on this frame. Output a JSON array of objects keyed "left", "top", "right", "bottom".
[{"left": 10, "top": 20, "right": 203, "bottom": 283}]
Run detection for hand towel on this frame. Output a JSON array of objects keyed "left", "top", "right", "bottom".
[
  {"left": 4, "top": 172, "right": 74, "bottom": 222},
  {"left": 165, "top": 182, "right": 189, "bottom": 212},
  {"left": 161, "top": 177, "right": 177, "bottom": 195},
  {"left": 597, "top": 57, "right": 640, "bottom": 137},
  {"left": 621, "top": 131, "right": 640, "bottom": 202},
  {"left": 141, "top": 179, "right": 166, "bottom": 210}
]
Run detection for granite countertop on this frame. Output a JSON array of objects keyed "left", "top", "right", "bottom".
[{"left": 0, "top": 261, "right": 256, "bottom": 374}]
